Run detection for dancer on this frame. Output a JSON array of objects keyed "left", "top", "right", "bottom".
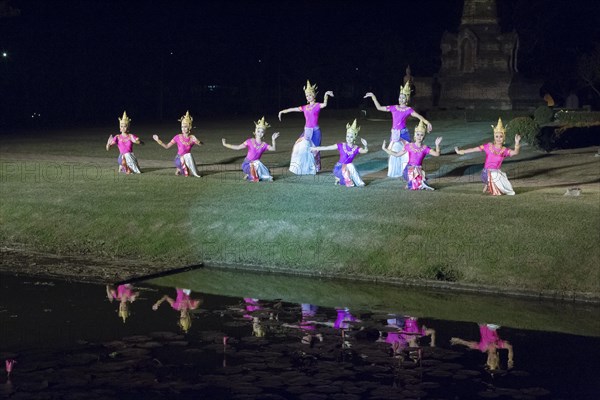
[
  {"left": 382, "top": 120, "right": 442, "bottom": 190},
  {"left": 364, "top": 82, "right": 432, "bottom": 178},
  {"left": 380, "top": 315, "right": 436, "bottom": 357},
  {"left": 311, "top": 119, "right": 368, "bottom": 187},
  {"left": 451, "top": 323, "right": 514, "bottom": 371},
  {"left": 152, "top": 288, "right": 202, "bottom": 333},
  {"left": 454, "top": 118, "right": 521, "bottom": 195},
  {"left": 106, "top": 283, "right": 140, "bottom": 323},
  {"left": 279, "top": 80, "right": 334, "bottom": 174},
  {"left": 153, "top": 111, "right": 203, "bottom": 177},
  {"left": 106, "top": 111, "right": 142, "bottom": 174},
  {"left": 222, "top": 116, "right": 280, "bottom": 182}
]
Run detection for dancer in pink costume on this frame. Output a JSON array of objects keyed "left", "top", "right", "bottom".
[
  {"left": 279, "top": 80, "right": 334, "bottom": 174},
  {"left": 382, "top": 120, "right": 442, "bottom": 190},
  {"left": 222, "top": 116, "right": 280, "bottom": 182},
  {"left": 153, "top": 111, "right": 203, "bottom": 177},
  {"left": 106, "top": 283, "right": 140, "bottom": 323},
  {"left": 455, "top": 118, "right": 521, "bottom": 195},
  {"left": 106, "top": 111, "right": 142, "bottom": 174},
  {"left": 451, "top": 323, "right": 514, "bottom": 370},
  {"left": 152, "top": 288, "right": 202, "bottom": 333},
  {"left": 311, "top": 119, "right": 368, "bottom": 187},
  {"left": 364, "top": 81, "right": 432, "bottom": 178},
  {"left": 381, "top": 315, "right": 436, "bottom": 356}
]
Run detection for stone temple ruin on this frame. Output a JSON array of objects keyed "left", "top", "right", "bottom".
[{"left": 411, "top": 0, "right": 540, "bottom": 111}]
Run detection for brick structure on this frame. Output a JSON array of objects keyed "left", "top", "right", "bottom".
[{"left": 437, "top": 0, "right": 519, "bottom": 109}]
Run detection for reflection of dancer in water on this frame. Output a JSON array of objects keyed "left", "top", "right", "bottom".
[
  {"left": 152, "top": 288, "right": 202, "bottom": 333},
  {"left": 106, "top": 283, "right": 140, "bottom": 323},
  {"left": 279, "top": 80, "right": 334, "bottom": 174},
  {"left": 364, "top": 82, "right": 432, "bottom": 178},
  {"left": 451, "top": 323, "right": 514, "bottom": 370},
  {"left": 222, "top": 117, "right": 280, "bottom": 182},
  {"left": 381, "top": 315, "right": 436, "bottom": 356},
  {"left": 311, "top": 119, "right": 368, "bottom": 187},
  {"left": 282, "top": 303, "right": 324, "bottom": 346},
  {"left": 454, "top": 118, "right": 521, "bottom": 195},
  {"left": 106, "top": 111, "right": 142, "bottom": 174},
  {"left": 153, "top": 111, "right": 203, "bottom": 177},
  {"left": 382, "top": 120, "right": 442, "bottom": 190}
]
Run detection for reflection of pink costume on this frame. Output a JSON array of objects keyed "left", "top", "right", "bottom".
[
  {"left": 386, "top": 317, "right": 426, "bottom": 349},
  {"left": 243, "top": 298, "right": 261, "bottom": 319},
  {"left": 334, "top": 308, "right": 357, "bottom": 330},
  {"left": 172, "top": 288, "right": 200, "bottom": 311},
  {"left": 472, "top": 324, "right": 506, "bottom": 352},
  {"left": 111, "top": 284, "right": 135, "bottom": 301}
]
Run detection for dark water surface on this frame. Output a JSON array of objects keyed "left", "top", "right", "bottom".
[{"left": 1, "top": 271, "right": 599, "bottom": 399}]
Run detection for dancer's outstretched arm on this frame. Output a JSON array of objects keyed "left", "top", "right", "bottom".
[
  {"left": 222, "top": 138, "right": 246, "bottom": 150},
  {"left": 382, "top": 140, "right": 407, "bottom": 157},
  {"left": 363, "top": 92, "right": 388, "bottom": 112},
  {"left": 319, "top": 91, "right": 334, "bottom": 109},
  {"left": 153, "top": 135, "right": 175, "bottom": 149},
  {"left": 428, "top": 137, "right": 443, "bottom": 156}
]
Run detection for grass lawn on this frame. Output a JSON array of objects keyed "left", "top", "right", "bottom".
[{"left": 1, "top": 115, "right": 599, "bottom": 297}]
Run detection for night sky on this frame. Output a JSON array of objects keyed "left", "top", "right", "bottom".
[{"left": 1, "top": 0, "right": 599, "bottom": 128}]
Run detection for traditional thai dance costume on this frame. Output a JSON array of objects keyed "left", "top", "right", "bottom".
[
  {"left": 403, "top": 142, "right": 435, "bottom": 190},
  {"left": 108, "top": 111, "right": 141, "bottom": 174},
  {"left": 333, "top": 142, "right": 365, "bottom": 187},
  {"left": 172, "top": 288, "right": 201, "bottom": 311},
  {"left": 289, "top": 103, "right": 321, "bottom": 175},
  {"left": 242, "top": 138, "right": 273, "bottom": 182},
  {"left": 289, "top": 80, "right": 324, "bottom": 175},
  {"left": 109, "top": 133, "right": 141, "bottom": 174},
  {"left": 110, "top": 284, "right": 135, "bottom": 301},
  {"left": 471, "top": 324, "right": 508, "bottom": 352},
  {"left": 334, "top": 308, "right": 358, "bottom": 330},
  {"left": 385, "top": 316, "right": 427, "bottom": 351},
  {"left": 386, "top": 105, "right": 412, "bottom": 178},
  {"left": 172, "top": 134, "right": 201, "bottom": 177},
  {"left": 479, "top": 143, "right": 515, "bottom": 195}
]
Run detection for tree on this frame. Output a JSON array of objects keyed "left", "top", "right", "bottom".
[{"left": 577, "top": 45, "right": 600, "bottom": 99}]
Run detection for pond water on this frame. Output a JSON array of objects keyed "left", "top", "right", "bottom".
[{"left": 1, "top": 270, "right": 599, "bottom": 400}]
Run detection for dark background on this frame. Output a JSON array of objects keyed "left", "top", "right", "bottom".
[{"left": 1, "top": 0, "right": 599, "bottom": 129}]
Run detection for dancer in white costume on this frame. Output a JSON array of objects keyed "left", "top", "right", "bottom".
[
  {"left": 455, "top": 118, "right": 521, "bottom": 195},
  {"left": 153, "top": 111, "right": 203, "bottom": 177},
  {"left": 106, "top": 111, "right": 142, "bottom": 174},
  {"left": 364, "top": 81, "right": 431, "bottom": 178},
  {"left": 279, "top": 80, "right": 334, "bottom": 175}
]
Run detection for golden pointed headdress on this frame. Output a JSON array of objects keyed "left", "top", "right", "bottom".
[
  {"left": 118, "top": 111, "right": 131, "bottom": 126},
  {"left": 254, "top": 116, "right": 270, "bottom": 130},
  {"left": 179, "top": 110, "right": 193, "bottom": 127},
  {"left": 492, "top": 118, "right": 505, "bottom": 135},
  {"left": 400, "top": 81, "right": 412, "bottom": 98},
  {"left": 415, "top": 119, "right": 427, "bottom": 133},
  {"left": 118, "top": 302, "right": 129, "bottom": 323},
  {"left": 303, "top": 79, "right": 318, "bottom": 96},
  {"left": 346, "top": 119, "right": 360, "bottom": 137}
]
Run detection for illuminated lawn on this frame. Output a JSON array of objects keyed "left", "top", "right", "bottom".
[{"left": 1, "top": 116, "right": 599, "bottom": 295}]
